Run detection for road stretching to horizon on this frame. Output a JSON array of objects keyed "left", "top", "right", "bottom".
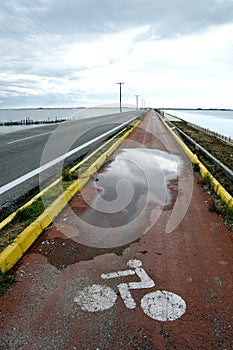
[
  {"left": 0, "top": 110, "right": 141, "bottom": 212},
  {"left": 1, "top": 111, "right": 232, "bottom": 349}
]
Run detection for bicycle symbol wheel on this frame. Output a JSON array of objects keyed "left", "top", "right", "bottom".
[
  {"left": 74, "top": 284, "right": 117, "bottom": 312},
  {"left": 141, "top": 290, "right": 186, "bottom": 321}
]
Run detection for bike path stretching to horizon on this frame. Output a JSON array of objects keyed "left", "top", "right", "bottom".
[{"left": 0, "top": 110, "right": 232, "bottom": 349}]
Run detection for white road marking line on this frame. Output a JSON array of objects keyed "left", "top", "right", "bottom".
[
  {"left": 101, "top": 270, "right": 135, "bottom": 279},
  {"left": 7, "top": 131, "right": 53, "bottom": 144},
  {"left": 0, "top": 116, "right": 138, "bottom": 195}
]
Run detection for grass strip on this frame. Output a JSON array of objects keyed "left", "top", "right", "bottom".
[{"left": 0, "top": 270, "right": 17, "bottom": 296}]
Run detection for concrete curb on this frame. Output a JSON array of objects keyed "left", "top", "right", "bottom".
[
  {"left": 159, "top": 115, "right": 233, "bottom": 209},
  {"left": 0, "top": 119, "right": 141, "bottom": 273}
]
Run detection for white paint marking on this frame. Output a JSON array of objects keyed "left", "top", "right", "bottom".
[
  {"left": 7, "top": 131, "right": 52, "bottom": 144},
  {"left": 102, "top": 259, "right": 155, "bottom": 309},
  {"left": 73, "top": 259, "right": 187, "bottom": 321},
  {"left": 74, "top": 284, "right": 117, "bottom": 312},
  {"left": 141, "top": 290, "right": 186, "bottom": 321},
  {"left": 0, "top": 116, "right": 138, "bottom": 195},
  {"left": 117, "top": 265, "right": 155, "bottom": 309},
  {"left": 101, "top": 270, "right": 135, "bottom": 279}
]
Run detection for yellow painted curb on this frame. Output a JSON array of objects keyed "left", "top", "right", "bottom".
[
  {"left": 14, "top": 223, "right": 41, "bottom": 253},
  {"left": 0, "top": 243, "right": 23, "bottom": 272},
  {"left": 159, "top": 114, "right": 233, "bottom": 209},
  {"left": 0, "top": 118, "right": 142, "bottom": 273}
]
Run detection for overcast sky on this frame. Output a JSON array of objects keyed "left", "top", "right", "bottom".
[{"left": 0, "top": 0, "right": 233, "bottom": 109}]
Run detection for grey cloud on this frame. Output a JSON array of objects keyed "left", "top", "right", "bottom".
[
  {"left": 49, "top": 0, "right": 233, "bottom": 38},
  {"left": 2, "top": 0, "right": 233, "bottom": 42},
  {"left": 1, "top": 0, "right": 233, "bottom": 108},
  {"left": 1, "top": 0, "right": 233, "bottom": 61}
]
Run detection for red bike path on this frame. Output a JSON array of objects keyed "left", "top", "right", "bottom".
[{"left": 0, "top": 111, "right": 232, "bottom": 349}]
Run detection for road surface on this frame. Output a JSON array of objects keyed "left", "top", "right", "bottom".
[
  {"left": 0, "top": 111, "right": 232, "bottom": 349},
  {"left": 0, "top": 111, "right": 141, "bottom": 213}
]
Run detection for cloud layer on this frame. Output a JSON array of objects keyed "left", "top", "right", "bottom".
[{"left": 0, "top": 0, "right": 233, "bottom": 108}]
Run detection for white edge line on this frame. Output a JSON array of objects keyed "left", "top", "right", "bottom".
[
  {"left": 0, "top": 115, "right": 138, "bottom": 195},
  {"left": 7, "top": 131, "right": 53, "bottom": 144}
]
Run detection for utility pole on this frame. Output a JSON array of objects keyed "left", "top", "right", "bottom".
[
  {"left": 116, "top": 82, "right": 124, "bottom": 112},
  {"left": 135, "top": 95, "right": 139, "bottom": 110},
  {"left": 141, "top": 98, "right": 144, "bottom": 109}
]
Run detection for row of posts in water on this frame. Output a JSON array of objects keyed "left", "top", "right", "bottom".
[{"left": 0, "top": 117, "right": 67, "bottom": 126}]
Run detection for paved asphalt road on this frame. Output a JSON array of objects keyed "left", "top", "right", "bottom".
[
  {"left": 1, "top": 111, "right": 232, "bottom": 349},
  {"left": 0, "top": 111, "right": 141, "bottom": 213}
]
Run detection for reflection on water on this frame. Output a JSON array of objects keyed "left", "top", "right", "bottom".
[
  {"left": 80, "top": 148, "right": 183, "bottom": 228},
  {"left": 66, "top": 148, "right": 184, "bottom": 248}
]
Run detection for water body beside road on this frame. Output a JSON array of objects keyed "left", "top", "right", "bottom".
[
  {"left": 0, "top": 107, "right": 135, "bottom": 133},
  {"left": 163, "top": 109, "right": 233, "bottom": 138}
]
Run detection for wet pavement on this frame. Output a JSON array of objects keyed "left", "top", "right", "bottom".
[{"left": 0, "top": 110, "right": 233, "bottom": 349}]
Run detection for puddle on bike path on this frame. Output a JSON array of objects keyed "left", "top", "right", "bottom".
[{"left": 35, "top": 148, "right": 183, "bottom": 268}]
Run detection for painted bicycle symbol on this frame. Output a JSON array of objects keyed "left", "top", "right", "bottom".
[{"left": 74, "top": 259, "right": 186, "bottom": 321}]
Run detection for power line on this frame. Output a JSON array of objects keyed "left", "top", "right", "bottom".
[
  {"left": 0, "top": 1, "right": 66, "bottom": 53},
  {"left": 16, "top": 0, "right": 69, "bottom": 46},
  {"left": 33, "top": 0, "right": 79, "bottom": 44},
  {"left": 0, "top": 1, "right": 75, "bottom": 69}
]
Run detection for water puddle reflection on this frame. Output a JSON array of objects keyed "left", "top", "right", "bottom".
[
  {"left": 81, "top": 148, "right": 183, "bottom": 224},
  {"left": 64, "top": 148, "right": 183, "bottom": 248}
]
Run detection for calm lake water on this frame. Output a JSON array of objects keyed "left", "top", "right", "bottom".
[
  {"left": 0, "top": 107, "right": 133, "bottom": 133},
  {"left": 163, "top": 109, "right": 233, "bottom": 138},
  {"left": 1, "top": 108, "right": 233, "bottom": 138}
]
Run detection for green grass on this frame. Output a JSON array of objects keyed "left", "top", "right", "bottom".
[
  {"left": 200, "top": 171, "right": 233, "bottom": 230},
  {"left": 0, "top": 271, "right": 17, "bottom": 296},
  {"left": 202, "top": 174, "right": 212, "bottom": 187},
  {"left": 62, "top": 167, "right": 79, "bottom": 182},
  {"left": 14, "top": 198, "right": 45, "bottom": 225}
]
